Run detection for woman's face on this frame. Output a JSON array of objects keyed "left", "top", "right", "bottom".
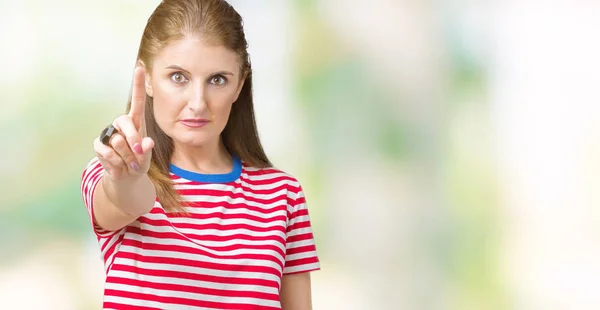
[{"left": 145, "top": 35, "right": 245, "bottom": 149}]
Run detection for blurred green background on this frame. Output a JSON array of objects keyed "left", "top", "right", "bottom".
[{"left": 2, "top": 0, "right": 600, "bottom": 309}]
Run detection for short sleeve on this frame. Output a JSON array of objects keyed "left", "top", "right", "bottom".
[
  {"left": 81, "top": 157, "right": 128, "bottom": 273},
  {"left": 80, "top": 157, "right": 124, "bottom": 239},
  {"left": 283, "top": 183, "right": 320, "bottom": 275}
]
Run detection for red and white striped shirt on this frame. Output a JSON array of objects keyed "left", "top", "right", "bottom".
[{"left": 80, "top": 156, "right": 320, "bottom": 309}]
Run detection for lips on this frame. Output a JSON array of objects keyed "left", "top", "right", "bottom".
[{"left": 180, "top": 118, "right": 209, "bottom": 128}]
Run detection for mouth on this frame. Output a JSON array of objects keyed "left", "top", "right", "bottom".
[{"left": 180, "top": 118, "right": 210, "bottom": 128}]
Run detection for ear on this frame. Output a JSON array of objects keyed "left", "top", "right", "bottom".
[
  {"left": 145, "top": 73, "right": 153, "bottom": 98},
  {"left": 138, "top": 60, "right": 153, "bottom": 97}
]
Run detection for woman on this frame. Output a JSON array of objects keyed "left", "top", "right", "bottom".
[{"left": 80, "top": 0, "right": 320, "bottom": 309}]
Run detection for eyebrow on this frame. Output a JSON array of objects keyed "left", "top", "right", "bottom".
[{"left": 165, "top": 65, "right": 235, "bottom": 76}]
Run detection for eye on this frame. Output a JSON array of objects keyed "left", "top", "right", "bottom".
[
  {"left": 170, "top": 72, "right": 188, "bottom": 84},
  {"left": 209, "top": 75, "right": 227, "bottom": 86}
]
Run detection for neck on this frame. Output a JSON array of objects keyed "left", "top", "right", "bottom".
[{"left": 171, "top": 137, "right": 234, "bottom": 174}]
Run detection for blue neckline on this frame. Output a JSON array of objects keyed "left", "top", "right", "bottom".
[{"left": 169, "top": 156, "right": 242, "bottom": 183}]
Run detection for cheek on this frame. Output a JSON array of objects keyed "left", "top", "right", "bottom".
[
  {"left": 152, "top": 82, "right": 184, "bottom": 123},
  {"left": 209, "top": 92, "right": 236, "bottom": 121}
]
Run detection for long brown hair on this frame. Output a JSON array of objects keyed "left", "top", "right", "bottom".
[{"left": 125, "top": 0, "right": 271, "bottom": 213}]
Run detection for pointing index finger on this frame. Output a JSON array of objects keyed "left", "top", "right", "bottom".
[{"left": 128, "top": 66, "right": 147, "bottom": 130}]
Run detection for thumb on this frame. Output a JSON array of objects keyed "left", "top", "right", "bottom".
[
  {"left": 137, "top": 137, "right": 155, "bottom": 173},
  {"left": 141, "top": 137, "right": 155, "bottom": 155}
]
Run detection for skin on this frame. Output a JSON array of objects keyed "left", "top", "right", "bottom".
[
  {"left": 280, "top": 272, "right": 314, "bottom": 310},
  {"left": 144, "top": 35, "right": 245, "bottom": 173},
  {"left": 92, "top": 35, "right": 313, "bottom": 309}
]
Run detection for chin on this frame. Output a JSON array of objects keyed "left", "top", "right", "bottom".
[{"left": 173, "top": 131, "right": 216, "bottom": 147}]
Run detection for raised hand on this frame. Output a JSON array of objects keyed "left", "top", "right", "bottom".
[{"left": 93, "top": 66, "right": 155, "bottom": 181}]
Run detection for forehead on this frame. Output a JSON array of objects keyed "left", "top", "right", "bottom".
[{"left": 152, "top": 35, "right": 240, "bottom": 73}]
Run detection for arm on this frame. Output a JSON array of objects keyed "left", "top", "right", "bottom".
[
  {"left": 280, "top": 273, "right": 313, "bottom": 310},
  {"left": 90, "top": 66, "right": 156, "bottom": 232},
  {"left": 93, "top": 172, "right": 156, "bottom": 231},
  {"left": 280, "top": 181, "right": 320, "bottom": 310}
]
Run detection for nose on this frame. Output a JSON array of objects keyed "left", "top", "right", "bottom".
[{"left": 187, "top": 84, "right": 207, "bottom": 113}]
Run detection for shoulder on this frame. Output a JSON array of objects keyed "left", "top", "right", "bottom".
[
  {"left": 84, "top": 156, "right": 101, "bottom": 169},
  {"left": 241, "top": 163, "right": 308, "bottom": 211},
  {"left": 81, "top": 156, "right": 103, "bottom": 179},
  {"left": 240, "top": 162, "right": 303, "bottom": 193}
]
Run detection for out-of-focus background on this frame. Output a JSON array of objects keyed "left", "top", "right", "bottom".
[{"left": 1, "top": 0, "right": 600, "bottom": 309}]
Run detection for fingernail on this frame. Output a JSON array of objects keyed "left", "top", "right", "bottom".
[
  {"left": 134, "top": 143, "right": 143, "bottom": 154},
  {"left": 130, "top": 162, "right": 140, "bottom": 171}
]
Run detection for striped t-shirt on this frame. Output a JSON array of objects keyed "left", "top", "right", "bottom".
[{"left": 80, "top": 156, "right": 320, "bottom": 309}]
